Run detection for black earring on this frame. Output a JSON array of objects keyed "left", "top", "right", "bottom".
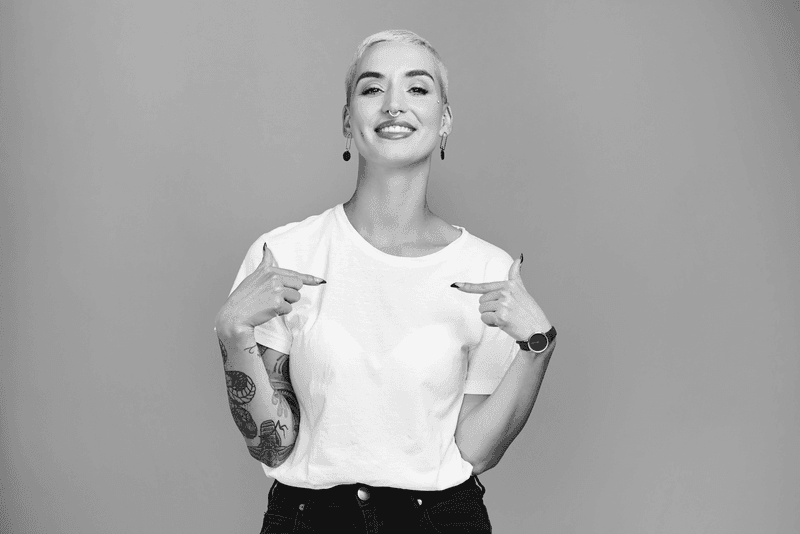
[
  {"left": 440, "top": 133, "right": 448, "bottom": 160},
  {"left": 343, "top": 134, "right": 352, "bottom": 161}
]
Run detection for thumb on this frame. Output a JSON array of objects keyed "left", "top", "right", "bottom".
[
  {"left": 508, "top": 253, "right": 522, "bottom": 280},
  {"left": 261, "top": 242, "right": 276, "bottom": 268}
]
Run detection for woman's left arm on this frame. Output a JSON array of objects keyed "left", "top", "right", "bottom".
[
  {"left": 451, "top": 253, "right": 556, "bottom": 475},
  {"left": 455, "top": 341, "right": 555, "bottom": 475}
]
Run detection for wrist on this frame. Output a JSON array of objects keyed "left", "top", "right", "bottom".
[
  {"left": 513, "top": 314, "right": 552, "bottom": 343},
  {"left": 214, "top": 317, "right": 254, "bottom": 339},
  {"left": 517, "top": 325, "right": 557, "bottom": 353},
  {"left": 533, "top": 315, "right": 552, "bottom": 335}
]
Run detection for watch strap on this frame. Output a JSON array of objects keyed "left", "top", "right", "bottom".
[{"left": 517, "top": 325, "right": 557, "bottom": 352}]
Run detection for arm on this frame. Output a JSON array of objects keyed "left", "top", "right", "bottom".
[
  {"left": 216, "top": 324, "right": 300, "bottom": 468},
  {"left": 455, "top": 339, "right": 555, "bottom": 475}
]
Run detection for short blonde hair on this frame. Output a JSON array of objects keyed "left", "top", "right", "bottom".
[{"left": 344, "top": 29, "right": 449, "bottom": 108}]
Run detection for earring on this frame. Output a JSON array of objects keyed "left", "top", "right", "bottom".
[
  {"left": 343, "top": 134, "right": 352, "bottom": 161},
  {"left": 440, "top": 133, "right": 448, "bottom": 160}
]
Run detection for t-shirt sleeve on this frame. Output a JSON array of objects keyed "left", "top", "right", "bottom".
[
  {"left": 463, "top": 254, "right": 520, "bottom": 395},
  {"left": 226, "top": 236, "right": 293, "bottom": 355}
]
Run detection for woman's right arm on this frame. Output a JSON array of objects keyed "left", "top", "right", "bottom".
[
  {"left": 215, "top": 242, "right": 324, "bottom": 467},
  {"left": 216, "top": 325, "right": 299, "bottom": 467}
]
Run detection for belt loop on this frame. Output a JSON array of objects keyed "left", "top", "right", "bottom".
[{"left": 473, "top": 475, "right": 486, "bottom": 495}]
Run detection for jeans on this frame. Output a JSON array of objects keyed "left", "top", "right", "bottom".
[{"left": 259, "top": 475, "right": 492, "bottom": 533}]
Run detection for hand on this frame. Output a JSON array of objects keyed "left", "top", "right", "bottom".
[
  {"left": 216, "top": 242, "right": 325, "bottom": 333},
  {"left": 452, "top": 254, "right": 551, "bottom": 342}
]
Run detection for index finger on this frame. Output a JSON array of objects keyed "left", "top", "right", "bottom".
[
  {"left": 453, "top": 281, "right": 506, "bottom": 293},
  {"left": 273, "top": 267, "right": 326, "bottom": 288}
]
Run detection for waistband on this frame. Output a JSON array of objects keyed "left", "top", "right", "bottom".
[{"left": 272, "top": 475, "right": 485, "bottom": 505}]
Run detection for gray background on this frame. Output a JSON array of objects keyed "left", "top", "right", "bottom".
[{"left": 1, "top": 1, "right": 799, "bottom": 532}]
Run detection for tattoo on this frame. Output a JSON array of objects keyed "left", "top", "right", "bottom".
[
  {"left": 225, "top": 370, "right": 258, "bottom": 439},
  {"left": 247, "top": 419, "right": 293, "bottom": 466},
  {"left": 226, "top": 370, "right": 256, "bottom": 404},
  {"left": 265, "top": 349, "right": 300, "bottom": 439},
  {"left": 229, "top": 398, "right": 258, "bottom": 439},
  {"left": 218, "top": 338, "right": 228, "bottom": 364},
  {"left": 222, "top": 342, "right": 300, "bottom": 467}
]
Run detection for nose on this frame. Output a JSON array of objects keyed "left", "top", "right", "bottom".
[{"left": 384, "top": 82, "right": 406, "bottom": 115}]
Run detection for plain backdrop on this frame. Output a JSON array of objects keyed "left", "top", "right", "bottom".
[{"left": 1, "top": 1, "right": 799, "bottom": 533}]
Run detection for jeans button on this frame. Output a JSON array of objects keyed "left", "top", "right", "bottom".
[{"left": 357, "top": 486, "right": 371, "bottom": 501}]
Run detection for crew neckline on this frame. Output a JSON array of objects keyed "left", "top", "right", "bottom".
[{"left": 334, "top": 202, "right": 468, "bottom": 265}]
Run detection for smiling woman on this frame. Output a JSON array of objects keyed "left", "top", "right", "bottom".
[{"left": 215, "top": 29, "right": 556, "bottom": 534}]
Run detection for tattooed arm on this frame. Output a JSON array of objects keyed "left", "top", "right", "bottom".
[{"left": 216, "top": 326, "right": 300, "bottom": 468}]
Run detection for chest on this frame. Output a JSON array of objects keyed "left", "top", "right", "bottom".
[
  {"left": 290, "top": 270, "right": 475, "bottom": 360},
  {"left": 291, "top": 285, "right": 472, "bottom": 397}
]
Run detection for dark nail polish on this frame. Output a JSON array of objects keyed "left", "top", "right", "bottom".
[
  {"left": 320, "top": 279, "right": 327, "bottom": 284},
  {"left": 450, "top": 283, "right": 460, "bottom": 288},
  {"left": 520, "top": 253, "right": 524, "bottom": 264}
]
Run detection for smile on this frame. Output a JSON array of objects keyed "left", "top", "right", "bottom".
[
  {"left": 375, "top": 122, "right": 415, "bottom": 139},
  {"left": 376, "top": 125, "right": 414, "bottom": 133}
]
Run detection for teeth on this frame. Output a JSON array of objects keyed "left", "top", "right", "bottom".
[{"left": 378, "top": 125, "right": 413, "bottom": 133}]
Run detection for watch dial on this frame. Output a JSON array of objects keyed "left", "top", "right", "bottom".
[{"left": 530, "top": 333, "right": 547, "bottom": 351}]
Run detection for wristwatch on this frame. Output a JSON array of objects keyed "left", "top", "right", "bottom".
[{"left": 517, "top": 326, "right": 557, "bottom": 353}]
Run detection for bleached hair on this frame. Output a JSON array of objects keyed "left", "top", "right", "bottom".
[{"left": 344, "top": 29, "right": 449, "bottom": 107}]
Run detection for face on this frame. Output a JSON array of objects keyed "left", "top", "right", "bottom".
[{"left": 343, "top": 42, "right": 452, "bottom": 167}]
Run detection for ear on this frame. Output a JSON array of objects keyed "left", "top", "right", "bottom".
[
  {"left": 439, "top": 102, "right": 453, "bottom": 137},
  {"left": 342, "top": 104, "right": 351, "bottom": 137}
]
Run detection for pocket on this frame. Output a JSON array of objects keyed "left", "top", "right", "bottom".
[
  {"left": 259, "top": 510, "right": 296, "bottom": 534},
  {"left": 259, "top": 481, "right": 297, "bottom": 534},
  {"left": 423, "top": 482, "right": 491, "bottom": 533}
]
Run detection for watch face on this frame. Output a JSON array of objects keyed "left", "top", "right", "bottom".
[{"left": 529, "top": 333, "right": 548, "bottom": 351}]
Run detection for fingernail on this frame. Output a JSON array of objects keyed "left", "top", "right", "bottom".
[
  {"left": 263, "top": 242, "right": 267, "bottom": 252},
  {"left": 520, "top": 253, "right": 523, "bottom": 264},
  {"left": 450, "top": 282, "right": 461, "bottom": 288},
  {"left": 319, "top": 279, "right": 327, "bottom": 284}
]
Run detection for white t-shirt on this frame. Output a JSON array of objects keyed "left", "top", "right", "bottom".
[{"left": 228, "top": 203, "right": 518, "bottom": 491}]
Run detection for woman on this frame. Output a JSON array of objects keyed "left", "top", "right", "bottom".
[{"left": 215, "top": 29, "right": 557, "bottom": 533}]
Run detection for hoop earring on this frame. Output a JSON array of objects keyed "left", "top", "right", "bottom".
[
  {"left": 440, "top": 133, "right": 448, "bottom": 160},
  {"left": 343, "top": 134, "right": 352, "bottom": 161}
]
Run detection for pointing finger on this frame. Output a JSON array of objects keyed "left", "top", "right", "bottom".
[
  {"left": 273, "top": 267, "right": 326, "bottom": 287},
  {"left": 451, "top": 280, "right": 506, "bottom": 293},
  {"left": 261, "top": 243, "right": 326, "bottom": 285}
]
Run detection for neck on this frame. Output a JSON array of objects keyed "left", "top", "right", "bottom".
[{"left": 343, "top": 154, "right": 436, "bottom": 239}]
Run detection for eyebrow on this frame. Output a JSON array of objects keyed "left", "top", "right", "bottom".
[{"left": 355, "top": 69, "right": 435, "bottom": 85}]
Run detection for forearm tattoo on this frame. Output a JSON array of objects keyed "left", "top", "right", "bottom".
[
  {"left": 262, "top": 344, "right": 301, "bottom": 441},
  {"left": 217, "top": 338, "right": 299, "bottom": 467},
  {"left": 225, "top": 370, "right": 257, "bottom": 438}
]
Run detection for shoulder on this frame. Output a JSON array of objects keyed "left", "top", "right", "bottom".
[
  {"left": 244, "top": 205, "right": 337, "bottom": 260},
  {"left": 459, "top": 229, "right": 515, "bottom": 273},
  {"left": 262, "top": 205, "right": 336, "bottom": 244}
]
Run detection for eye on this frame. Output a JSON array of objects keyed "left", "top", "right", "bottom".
[
  {"left": 361, "top": 87, "right": 382, "bottom": 95},
  {"left": 410, "top": 87, "right": 428, "bottom": 95}
]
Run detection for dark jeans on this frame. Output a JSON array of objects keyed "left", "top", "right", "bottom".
[{"left": 259, "top": 475, "right": 492, "bottom": 533}]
